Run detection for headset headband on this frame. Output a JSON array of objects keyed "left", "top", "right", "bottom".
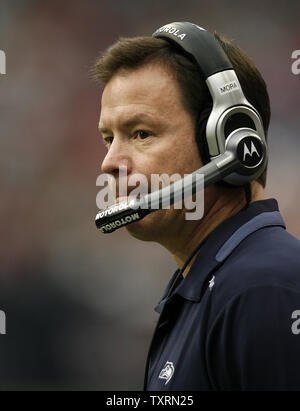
[
  {"left": 152, "top": 22, "right": 233, "bottom": 79},
  {"left": 152, "top": 21, "right": 267, "bottom": 186}
]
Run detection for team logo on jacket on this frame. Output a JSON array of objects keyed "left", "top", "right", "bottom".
[
  {"left": 209, "top": 275, "right": 215, "bottom": 290},
  {"left": 159, "top": 361, "right": 175, "bottom": 385}
]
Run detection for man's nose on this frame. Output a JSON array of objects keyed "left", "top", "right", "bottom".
[{"left": 101, "top": 139, "right": 132, "bottom": 177}]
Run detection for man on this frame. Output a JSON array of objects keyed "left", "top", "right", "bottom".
[{"left": 94, "top": 23, "right": 300, "bottom": 390}]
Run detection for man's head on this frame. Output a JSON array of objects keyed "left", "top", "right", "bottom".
[{"left": 94, "top": 30, "right": 270, "bottom": 244}]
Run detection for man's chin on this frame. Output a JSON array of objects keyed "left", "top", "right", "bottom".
[
  {"left": 125, "top": 209, "right": 167, "bottom": 242},
  {"left": 125, "top": 219, "right": 154, "bottom": 242}
]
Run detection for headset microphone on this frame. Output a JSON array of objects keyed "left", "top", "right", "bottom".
[{"left": 95, "top": 22, "right": 268, "bottom": 234}]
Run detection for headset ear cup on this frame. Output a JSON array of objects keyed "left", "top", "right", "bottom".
[
  {"left": 196, "top": 103, "right": 212, "bottom": 166},
  {"left": 196, "top": 103, "right": 233, "bottom": 188},
  {"left": 197, "top": 103, "right": 243, "bottom": 189}
]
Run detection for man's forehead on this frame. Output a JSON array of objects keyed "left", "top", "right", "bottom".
[
  {"left": 102, "top": 64, "right": 181, "bottom": 106},
  {"left": 98, "top": 109, "right": 158, "bottom": 132},
  {"left": 99, "top": 63, "right": 183, "bottom": 128}
]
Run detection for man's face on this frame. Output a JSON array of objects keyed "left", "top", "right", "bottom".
[{"left": 99, "top": 62, "right": 206, "bottom": 242}]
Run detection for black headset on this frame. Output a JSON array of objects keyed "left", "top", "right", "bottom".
[{"left": 95, "top": 21, "right": 268, "bottom": 234}]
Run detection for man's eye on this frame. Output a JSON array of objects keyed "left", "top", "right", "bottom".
[
  {"left": 134, "top": 130, "right": 150, "bottom": 140},
  {"left": 104, "top": 136, "right": 113, "bottom": 146}
]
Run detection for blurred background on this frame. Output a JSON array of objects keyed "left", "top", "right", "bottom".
[{"left": 0, "top": 0, "right": 299, "bottom": 390}]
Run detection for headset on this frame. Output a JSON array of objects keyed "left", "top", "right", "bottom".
[{"left": 95, "top": 21, "right": 268, "bottom": 234}]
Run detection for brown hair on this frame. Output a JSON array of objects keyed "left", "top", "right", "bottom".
[{"left": 93, "top": 33, "right": 270, "bottom": 187}]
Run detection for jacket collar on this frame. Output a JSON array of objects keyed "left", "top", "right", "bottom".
[{"left": 155, "top": 198, "right": 285, "bottom": 313}]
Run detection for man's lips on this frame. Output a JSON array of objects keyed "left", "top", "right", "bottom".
[
  {"left": 115, "top": 193, "right": 144, "bottom": 204},
  {"left": 115, "top": 196, "right": 129, "bottom": 204}
]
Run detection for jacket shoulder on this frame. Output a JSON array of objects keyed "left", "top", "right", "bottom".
[{"left": 213, "top": 225, "right": 300, "bottom": 305}]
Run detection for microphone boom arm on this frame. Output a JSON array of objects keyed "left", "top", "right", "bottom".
[{"left": 95, "top": 151, "right": 240, "bottom": 233}]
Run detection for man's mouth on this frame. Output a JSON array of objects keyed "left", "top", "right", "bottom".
[
  {"left": 115, "top": 193, "right": 144, "bottom": 204},
  {"left": 115, "top": 196, "right": 129, "bottom": 204}
]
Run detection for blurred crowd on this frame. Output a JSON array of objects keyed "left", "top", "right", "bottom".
[{"left": 0, "top": 0, "right": 299, "bottom": 390}]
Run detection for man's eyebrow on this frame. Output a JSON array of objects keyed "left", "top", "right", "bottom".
[
  {"left": 98, "top": 126, "right": 110, "bottom": 134},
  {"left": 98, "top": 112, "right": 156, "bottom": 134}
]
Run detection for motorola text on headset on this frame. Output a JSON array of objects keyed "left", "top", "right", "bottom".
[{"left": 95, "top": 21, "right": 267, "bottom": 234}]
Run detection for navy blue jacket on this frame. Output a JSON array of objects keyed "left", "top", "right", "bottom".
[{"left": 144, "top": 199, "right": 300, "bottom": 391}]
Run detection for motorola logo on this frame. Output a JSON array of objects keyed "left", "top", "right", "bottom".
[
  {"left": 237, "top": 137, "right": 264, "bottom": 168},
  {"left": 98, "top": 212, "right": 141, "bottom": 233},
  {"left": 157, "top": 25, "right": 186, "bottom": 40},
  {"left": 243, "top": 140, "right": 259, "bottom": 161}
]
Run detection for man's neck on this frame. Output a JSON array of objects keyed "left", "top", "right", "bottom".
[{"left": 167, "top": 181, "right": 265, "bottom": 276}]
